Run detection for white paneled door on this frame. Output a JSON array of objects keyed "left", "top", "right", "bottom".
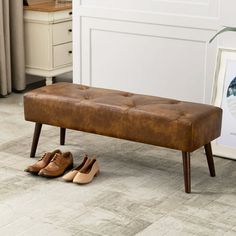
[{"left": 73, "top": 0, "right": 221, "bottom": 103}]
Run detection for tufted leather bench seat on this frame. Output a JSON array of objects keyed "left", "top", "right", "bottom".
[{"left": 24, "top": 82, "right": 222, "bottom": 193}]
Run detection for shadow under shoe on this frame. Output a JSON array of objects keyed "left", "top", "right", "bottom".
[
  {"left": 73, "top": 156, "right": 99, "bottom": 184},
  {"left": 62, "top": 154, "right": 90, "bottom": 182},
  {"left": 24, "top": 149, "right": 62, "bottom": 174},
  {"left": 38, "top": 152, "right": 73, "bottom": 178}
]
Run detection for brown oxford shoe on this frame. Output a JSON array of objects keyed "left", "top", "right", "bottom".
[
  {"left": 25, "top": 149, "right": 62, "bottom": 174},
  {"left": 38, "top": 152, "right": 73, "bottom": 178}
]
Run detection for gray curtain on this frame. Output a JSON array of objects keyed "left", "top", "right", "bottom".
[{"left": 0, "top": 0, "right": 25, "bottom": 96}]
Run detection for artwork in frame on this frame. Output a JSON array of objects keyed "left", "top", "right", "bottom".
[{"left": 211, "top": 48, "right": 236, "bottom": 160}]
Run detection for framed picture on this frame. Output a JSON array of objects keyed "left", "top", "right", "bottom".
[{"left": 211, "top": 48, "right": 236, "bottom": 160}]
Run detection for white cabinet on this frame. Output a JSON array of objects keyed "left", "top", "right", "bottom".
[{"left": 24, "top": 3, "right": 72, "bottom": 85}]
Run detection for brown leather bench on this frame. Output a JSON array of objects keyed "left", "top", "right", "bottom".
[{"left": 24, "top": 82, "right": 222, "bottom": 193}]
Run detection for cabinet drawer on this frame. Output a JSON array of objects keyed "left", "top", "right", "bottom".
[
  {"left": 53, "top": 9, "right": 72, "bottom": 22},
  {"left": 53, "top": 21, "right": 72, "bottom": 45},
  {"left": 53, "top": 43, "right": 72, "bottom": 68}
]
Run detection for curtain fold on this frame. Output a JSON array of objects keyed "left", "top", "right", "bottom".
[{"left": 0, "top": 0, "right": 25, "bottom": 96}]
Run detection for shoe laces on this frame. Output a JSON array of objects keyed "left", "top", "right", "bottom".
[
  {"left": 50, "top": 153, "right": 61, "bottom": 165},
  {"left": 38, "top": 153, "right": 47, "bottom": 161}
]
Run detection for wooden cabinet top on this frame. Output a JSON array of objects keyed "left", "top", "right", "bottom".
[{"left": 24, "top": 2, "right": 72, "bottom": 12}]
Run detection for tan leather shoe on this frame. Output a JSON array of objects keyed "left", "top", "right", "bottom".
[
  {"left": 25, "top": 149, "right": 61, "bottom": 174},
  {"left": 62, "top": 154, "right": 90, "bottom": 182},
  {"left": 38, "top": 152, "right": 73, "bottom": 178},
  {"left": 73, "top": 156, "right": 99, "bottom": 184}
]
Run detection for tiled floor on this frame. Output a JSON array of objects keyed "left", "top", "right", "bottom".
[{"left": 0, "top": 90, "right": 236, "bottom": 235}]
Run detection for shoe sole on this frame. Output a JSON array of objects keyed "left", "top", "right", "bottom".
[{"left": 24, "top": 170, "right": 40, "bottom": 175}]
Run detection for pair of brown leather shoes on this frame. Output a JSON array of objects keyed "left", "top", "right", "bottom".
[
  {"left": 62, "top": 154, "right": 99, "bottom": 184},
  {"left": 25, "top": 150, "right": 73, "bottom": 177}
]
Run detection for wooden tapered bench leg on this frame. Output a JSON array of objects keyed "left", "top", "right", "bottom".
[
  {"left": 30, "top": 123, "right": 42, "bottom": 158},
  {"left": 60, "top": 128, "right": 66, "bottom": 145},
  {"left": 182, "top": 151, "right": 191, "bottom": 193},
  {"left": 204, "top": 142, "right": 216, "bottom": 177}
]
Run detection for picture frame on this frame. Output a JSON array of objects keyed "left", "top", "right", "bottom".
[{"left": 211, "top": 48, "right": 236, "bottom": 160}]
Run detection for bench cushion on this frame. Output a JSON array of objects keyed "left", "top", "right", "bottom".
[{"left": 24, "top": 83, "right": 222, "bottom": 152}]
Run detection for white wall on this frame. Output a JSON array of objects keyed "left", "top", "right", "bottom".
[
  {"left": 73, "top": 0, "right": 231, "bottom": 103},
  {"left": 221, "top": 0, "right": 236, "bottom": 27},
  {"left": 219, "top": 0, "right": 236, "bottom": 49}
]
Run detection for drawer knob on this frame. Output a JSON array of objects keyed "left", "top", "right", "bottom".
[
  {"left": 68, "top": 50, "right": 72, "bottom": 54},
  {"left": 69, "top": 11, "right": 72, "bottom": 15},
  {"left": 68, "top": 29, "right": 72, "bottom": 32}
]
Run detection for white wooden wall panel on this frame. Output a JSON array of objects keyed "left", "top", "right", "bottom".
[
  {"left": 73, "top": 0, "right": 221, "bottom": 103},
  {"left": 91, "top": 29, "right": 206, "bottom": 101}
]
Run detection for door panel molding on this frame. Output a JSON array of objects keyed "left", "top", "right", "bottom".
[{"left": 73, "top": 0, "right": 219, "bottom": 103}]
